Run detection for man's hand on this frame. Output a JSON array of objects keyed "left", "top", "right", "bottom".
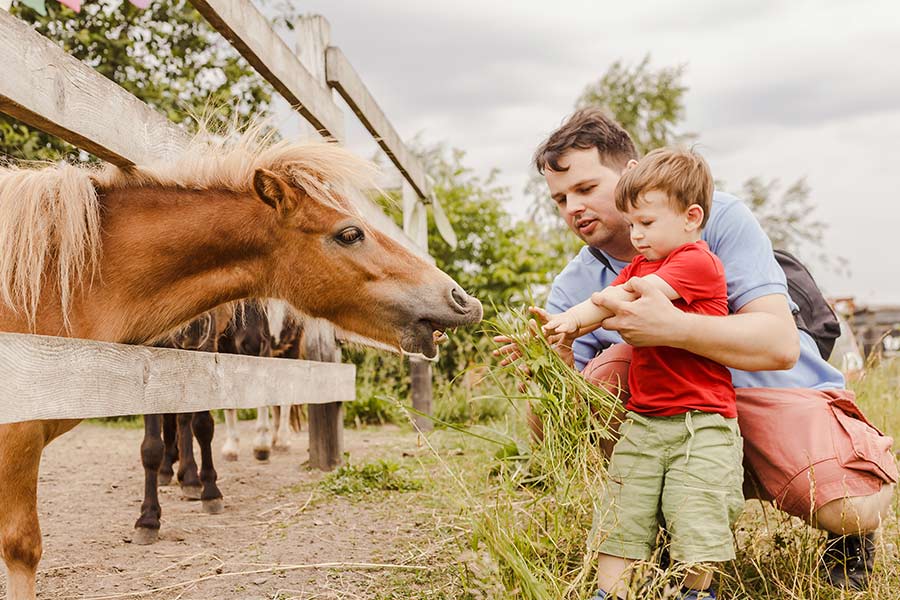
[{"left": 593, "top": 277, "right": 687, "bottom": 347}]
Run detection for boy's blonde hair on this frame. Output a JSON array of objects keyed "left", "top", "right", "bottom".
[{"left": 615, "top": 147, "right": 714, "bottom": 227}]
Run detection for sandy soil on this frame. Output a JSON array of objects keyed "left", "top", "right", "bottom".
[{"left": 1, "top": 420, "right": 455, "bottom": 600}]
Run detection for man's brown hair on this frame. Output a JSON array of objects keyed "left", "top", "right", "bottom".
[
  {"left": 533, "top": 107, "right": 638, "bottom": 174},
  {"left": 615, "top": 147, "right": 714, "bottom": 227}
]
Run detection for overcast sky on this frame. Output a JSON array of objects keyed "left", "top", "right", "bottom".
[{"left": 276, "top": 0, "right": 900, "bottom": 305}]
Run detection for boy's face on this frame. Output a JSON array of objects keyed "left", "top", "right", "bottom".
[
  {"left": 544, "top": 148, "right": 635, "bottom": 258},
  {"left": 623, "top": 189, "right": 701, "bottom": 261}
]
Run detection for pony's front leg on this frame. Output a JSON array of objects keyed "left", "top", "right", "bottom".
[
  {"left": 252, "top": 407, "right": 272, "bottom": 462},
  {"left": 157, "top": 413, "right": 178, "bottom": 486},
  {"left": 0, "top": 422, "right": 44, "bottom": 600},
  {"left": 134, "top": 415, "right": 164, "bottom": 545},
  {"left": 221, "top": 409, "right": 240, "bottom": 461},
  {"left": 176, "top": 413, "right": 202, "bottom": 500},
  {"left": 272, "top": 404, "right": 292, "bottom": 452},
  {"left": 191, "top": 411, "right": 223, "bottom": 515}
]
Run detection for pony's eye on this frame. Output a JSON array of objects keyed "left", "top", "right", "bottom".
[{"left": 336, "top": 226, "right": 364, "bottom": 246}]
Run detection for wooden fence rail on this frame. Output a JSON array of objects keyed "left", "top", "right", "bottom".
[{"left": 0, "top": 333, "right": 355, "bottom": 425}]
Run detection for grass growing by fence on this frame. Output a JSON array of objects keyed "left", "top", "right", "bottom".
[{"left": 321, "top": 459, "right": 423, "bottom": 496}]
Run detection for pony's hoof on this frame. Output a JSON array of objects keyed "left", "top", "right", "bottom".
[
  {"left": 253, "top": 449, "right": 270, "bottom": 462},
  {"left": 222, "top": 450, "right": 239, "bottom": 462},
  {"left": 273, "top": 442, "right": 291, "bottom": 453},
  {"left": 158, "top": 473, "right": 174, "bottom": 486},
  {"left": 133, "top": 527, "right": 159, "bottom": 545},
  {"left": 202, "top": 498, "right": 225, "bottom": 515},
  {"left": 181, "top": 485, "right": 202, "bottom": 500}
]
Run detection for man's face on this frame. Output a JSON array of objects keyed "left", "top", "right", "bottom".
[{"left": 544, "top": 148, "right": 634, "bottom": 257}]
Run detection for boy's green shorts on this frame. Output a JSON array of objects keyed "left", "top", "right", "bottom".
[{"left": 589, "top": 410, "right": 744, "bottom": 563}]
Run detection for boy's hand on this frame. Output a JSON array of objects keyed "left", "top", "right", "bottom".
[{"left": 541, "top": 312, "right": 579, "bottom": 336}]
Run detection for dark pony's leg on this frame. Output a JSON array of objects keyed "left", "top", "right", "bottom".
[
  {"left": 192, "top": 411, "right": 224, "bottom": 514},
  {"left": 135, "top": 414, "right": 164, "bottom": 545},
  {"left": 158, "top": 413, "right": 178, "bottom": 486},
  {"left": 176, "top": 412, "right": 202, "bottom": 500}
]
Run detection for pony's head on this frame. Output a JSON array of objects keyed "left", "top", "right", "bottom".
[{"left": 246, "top": 146, "right": 482, "bottom": 358}]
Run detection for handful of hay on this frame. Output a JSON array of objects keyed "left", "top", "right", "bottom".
[{"left": 489, "top": 307, "right": 623, "bottom": 472}]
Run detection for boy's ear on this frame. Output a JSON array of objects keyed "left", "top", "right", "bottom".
[
  {"left": 685, "top": 204, "right": 704, "bottom": 230},
  {"left": 623, "top": 159, "right": 639, "bottom": 171}
]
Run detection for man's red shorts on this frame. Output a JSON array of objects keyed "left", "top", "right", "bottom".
[{"left": 582, "top": 344, "right": 898, "bottom": 518}]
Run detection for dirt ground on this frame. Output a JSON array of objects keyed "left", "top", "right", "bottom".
[{"left": 2, "top": 420, "right": 460, "bottom": 600}]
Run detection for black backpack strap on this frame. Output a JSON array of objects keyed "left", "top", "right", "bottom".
[{"left": 588, "top": 247, "right": 618, "bottom": 275}]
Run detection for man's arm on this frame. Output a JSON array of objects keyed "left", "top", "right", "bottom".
[{"left": 596, "top": 277, "right": 800, "bottom": 371}]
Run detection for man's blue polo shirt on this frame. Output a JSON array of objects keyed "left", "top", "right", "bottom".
[{"left": 546, "top": 191, "right": 845, "bottom": 390}]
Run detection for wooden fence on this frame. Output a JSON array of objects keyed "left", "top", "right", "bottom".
[{"left": 0, "top": 3, "right": 437, "bottom": 468}]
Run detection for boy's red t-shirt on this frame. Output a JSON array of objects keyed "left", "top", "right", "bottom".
[{"left": 610, "top": 240, "right": 736, "bottom": 418}]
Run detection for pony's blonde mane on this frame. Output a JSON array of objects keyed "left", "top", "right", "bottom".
[
  {"left": 94, "top": 121, "right": 379, "bottom": 216},
  {"left": 0, "top": 120, "right": 380, "bottom": 329}
]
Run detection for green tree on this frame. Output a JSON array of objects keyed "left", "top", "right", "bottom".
[
  {"left": 738, "top": 177, "right": 847, "bottom": 274},
  {"left": 576, "top": 55, "right": 690, "bottom": 155},
  {"left": 2, "top": 0, "right": 272, "bottom": 162}
]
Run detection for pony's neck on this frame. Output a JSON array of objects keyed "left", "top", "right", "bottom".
[{"left": 79, "top": 186, "right": 276, "bottom": 343}]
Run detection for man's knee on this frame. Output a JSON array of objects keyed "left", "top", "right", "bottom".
[
  {"left": 812, "top": 484, "right": 895, "bottom": 534},
  {"left": 582, "top": 344, "right": 632, "bottom": 401}
]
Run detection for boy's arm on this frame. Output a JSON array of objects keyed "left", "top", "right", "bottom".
[{"left": 543, "top": 284, "right": 637, "bottom": 336}]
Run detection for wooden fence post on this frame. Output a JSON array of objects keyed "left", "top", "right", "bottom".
[
  {"left": 303, "top": 319, "right": 343, "bottom": 470},
  {"left": 295, "top": 15, "right": 344, "bottom": 470},
  {"left": 402, "top": 181, "right": 434, "bottom": 430}
]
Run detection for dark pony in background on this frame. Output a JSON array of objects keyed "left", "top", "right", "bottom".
[{"left": 0, "top": 123, "right": 482, "bottom": 600}]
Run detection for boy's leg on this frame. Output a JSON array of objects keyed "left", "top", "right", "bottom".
[
  {"left": 682, "top": 565, "right": 713, "bottom": 591},
  {"left": 595, "top": 553, "right": 637, "bottom": 598},
  {"left": 662, "top": 412, "right": 744, "bottom": 600},
  {"left": 590, "top": 412, "right": 664, "bottom": 596}
]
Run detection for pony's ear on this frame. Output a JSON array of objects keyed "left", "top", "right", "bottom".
[{"left": 253, "top": 168, "right": 296, "bottom": 215}]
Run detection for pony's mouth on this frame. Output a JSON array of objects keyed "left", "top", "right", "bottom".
[
  {"left": 399, "top": 320, "right": 445, "bottom": 359},
  {"left": 400, "top": 319, "right": 467, "bottom": 359}
]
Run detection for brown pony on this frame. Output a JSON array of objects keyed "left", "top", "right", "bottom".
[{"left": 0, "top": 125, "right": 482, "bottom": 600}]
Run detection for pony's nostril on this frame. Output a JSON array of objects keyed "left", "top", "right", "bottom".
[{"left": 451, "top": 287, "right": 468, "bottom": 309}]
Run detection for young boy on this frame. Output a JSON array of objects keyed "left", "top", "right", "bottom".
[{"left": 544, "top": 148, "right": 743, "bottom": 600}]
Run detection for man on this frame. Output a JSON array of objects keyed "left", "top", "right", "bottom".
[{"left": 494, "top": 108, "right": 897, "bottom": 591}]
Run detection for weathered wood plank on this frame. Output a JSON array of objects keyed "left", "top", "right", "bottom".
[
  {"left": 0, "top": 333, "right": 356, "bottom": 425},
  {"left": 326, "top": 46, "right": 430, "bottom": 201},
  {"left": 189, "top": 0, "right": 344, "bottom": 140},
  {"left": 0, "top": 11, "right": 185, "bottom": 167}
]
